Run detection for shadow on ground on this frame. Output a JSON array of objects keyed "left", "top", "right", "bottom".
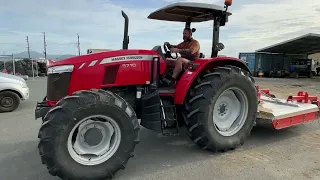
[
  {"left": 115, "top": 125, "right": 303, "bottom": 179},
  {"left": 0, "top": 123, "right": 308, "bottom": 180}
]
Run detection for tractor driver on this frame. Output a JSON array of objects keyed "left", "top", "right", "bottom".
[{"left": 163, "top": 27, "right": 200, "bottom": 86}]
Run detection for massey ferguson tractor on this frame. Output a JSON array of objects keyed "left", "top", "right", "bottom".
[{"left": 34, "top": 1, "right": 320, "bottom": 179}]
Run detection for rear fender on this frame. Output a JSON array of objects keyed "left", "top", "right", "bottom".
[{"left": 174, "top": 57, "right": 251, "bottom": 104}]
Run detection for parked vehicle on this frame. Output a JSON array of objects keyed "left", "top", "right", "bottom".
[
  {"left": 0, "top": 72, "right": 30, "bottom": 112},
  {"left": 289, "top": 59, "right": 318, "bottom": 78},
  {"left": 315, "top": 60, "right": 320, "bottom": 75},
  {"left": 87, "top": 49, "right": 113, "bottom": 54}
]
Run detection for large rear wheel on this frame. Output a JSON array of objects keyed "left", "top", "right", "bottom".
[
  {"left": 184, "top": 66, "right": 258, "bottom": 152},
  {"left": 38, "top": 89, "right": 140, "bottom": 180}
]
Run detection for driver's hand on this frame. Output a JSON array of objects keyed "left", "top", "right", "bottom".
[{"left": 171, "top": 48, "right": 179, "bottom": 53}]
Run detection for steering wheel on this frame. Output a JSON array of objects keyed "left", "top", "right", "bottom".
[{"left": 163, "top": 43, "right": 178, "bottom": 59}]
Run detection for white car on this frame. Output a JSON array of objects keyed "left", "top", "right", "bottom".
[{"left": 0, "top": 72, "right": 30, "bottom": 112}]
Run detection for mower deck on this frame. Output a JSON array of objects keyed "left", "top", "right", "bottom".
[{"left": 257, "top": 91, "right": 319, "bottom": 129}]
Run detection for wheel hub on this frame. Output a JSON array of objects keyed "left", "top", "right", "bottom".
[
  {"left": 212, "top": 88, "right": 248, "bottom": 137},
  {"left": 84, "top": 128, "right": 103, "bottom": 146},
  {"left": 1, "top": 97, "right": 14, "bottom": 107},
  {"left": 67, "top": 116, "right": 121, "bottom": 166},
  {"left": 218, "top": 103, "right": 228, "bottom": 116}
]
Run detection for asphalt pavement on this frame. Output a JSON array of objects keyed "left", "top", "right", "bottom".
[{"left": 0, "top": 77, "right": 319, "bottom": 180}]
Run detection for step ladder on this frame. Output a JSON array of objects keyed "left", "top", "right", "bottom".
[{"left": 160, "top": 100, "right": 179, "bottom": 136}]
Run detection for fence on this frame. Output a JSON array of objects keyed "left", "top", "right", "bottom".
[{"left": 0, "top": 54, "right": 43, "bottom": 79}]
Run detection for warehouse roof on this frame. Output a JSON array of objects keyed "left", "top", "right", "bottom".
[{"left": 255, "top": 33, "right": 320, "bottom": 55}]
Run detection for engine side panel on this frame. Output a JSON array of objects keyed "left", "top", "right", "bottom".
[
  {"left": 67, "top": 50, "right": 167, "bottom": 95},
  {"left": 174, "top": 57, "right": 250, "bottom": 104}
]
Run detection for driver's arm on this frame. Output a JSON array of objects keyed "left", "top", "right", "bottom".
[
  {"left": 171, "top": 42, "right": 183, "bottom": 49},
  {"left": 178, "top": 41, "right": 200, "bottom": 56},
  {"left": 165, "top": 42, "right": 178, "bottom": 48},
  {"left": 170, "top": 45, "right": 178, "bottom": 48}
]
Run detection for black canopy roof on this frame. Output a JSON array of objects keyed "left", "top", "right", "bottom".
[
  {"left": 147, "top": 2, "right": 231, "bottom": 23},
  {"left": 255, "top": 33, "right": 320, "bottom": 55}
]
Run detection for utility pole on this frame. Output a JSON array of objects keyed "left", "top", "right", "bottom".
[
  {"left": 12, "top": 53, "right": 15, "bottom": 75},
  {"left": 26, "top": 36, "right": 34, "bottom": 79},
  {"left": 26, "top": 36, "right": 31, "bottom": 59},
  {"left": 77, "top": 34, "right": 81, "bottom": 56},
  {"left": 2, "top": 50, "right": 5, "bottom": 69},
  {"left": 43, "top": 32, "right": 47, "bottom": 59}
]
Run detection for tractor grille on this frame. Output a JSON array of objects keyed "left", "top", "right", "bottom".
[{"left": 47, "top": 72, "right": 72, "bottom": 101}]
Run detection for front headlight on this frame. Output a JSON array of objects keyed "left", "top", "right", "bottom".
[{"left": 47, "top": 65, "right": 74, "bottom": 74}]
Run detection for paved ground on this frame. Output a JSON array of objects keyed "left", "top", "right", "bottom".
[
  {"left": 0, "top": 77, "right": 319, "bottom": 180},
  {"left": 255, "top": 76, "right": 320, "bottom": 98}
]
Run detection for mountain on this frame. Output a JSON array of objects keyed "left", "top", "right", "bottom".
[{"left": 13, "top": 51, "right": 77, "bottom": 60}]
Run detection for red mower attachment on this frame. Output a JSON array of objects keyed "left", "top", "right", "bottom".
[
  {"left": 256, "top": 85, "right": 319, "bottom": 130},
  {"left": 287, "top": 91, "right": 320, "bottom": 107}
]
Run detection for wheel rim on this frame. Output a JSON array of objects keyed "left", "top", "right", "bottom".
[
  {"left": 212, "top": 87, "right": 249, "bottom": 137},
  {"left": 1, "top": 97, "right": 14, "bottom": 108},
  {"left": 67, "top": 115, "right": 121, "bottom": 166}
]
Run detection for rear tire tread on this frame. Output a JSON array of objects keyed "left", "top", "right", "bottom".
[{"left": 184, "top": 65, "right": 257, "bottom": 152}]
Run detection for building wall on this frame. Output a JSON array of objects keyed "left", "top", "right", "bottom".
[
  {"left": 239, "top": 52, "right": 308, "bottom": 76},
  {"left": 256, "top": 53, "right": 307, "bottom": 73},
  {"left": 239, "top": 52, "right": 256, "bottom": 74}
]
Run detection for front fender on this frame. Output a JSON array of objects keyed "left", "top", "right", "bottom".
[
  {"left": 174, "top": 57, "right": 251, "bottom": 104},
  {"left": 0, "top": 82, "right": 24, "bottom": 98}
]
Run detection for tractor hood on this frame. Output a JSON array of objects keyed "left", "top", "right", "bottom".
[{"left": 49, "top": 49, "right": 159, "bottom": 68}]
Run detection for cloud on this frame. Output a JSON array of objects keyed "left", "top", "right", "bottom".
[
  {"left": 0, "top": 0, "right": 180, "bottom": 54},
  {"left": 163, "top": 0, "right": 320, "bottom": 56},
  {"left": 163, "top": 0, "right": 221, "bottom": 3},
  {"left": 222, "top": 0, "right": 320, "bottom": 55},
  {"left": 0, "top": 0, "right": 319, "bottom": 58}
]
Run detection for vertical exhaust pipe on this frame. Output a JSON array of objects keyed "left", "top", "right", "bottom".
[{"left": 121, "top": 11, "right": 129, "bottom": 49}]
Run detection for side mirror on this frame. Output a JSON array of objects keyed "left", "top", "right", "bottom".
[
  {"left": 225, "top": 0, "right": 232, "bottom": 6},
  {"left": 215, "top": 43, "right": 225, "bottom": 51}
]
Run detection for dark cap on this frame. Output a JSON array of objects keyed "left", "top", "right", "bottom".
[{"left": 184, "top": 27, "right": 196, "bottom": 33}]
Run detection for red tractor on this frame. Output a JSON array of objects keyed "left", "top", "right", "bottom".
[{"left": 35, "top": 1, "right": 320, "bottom": 180}]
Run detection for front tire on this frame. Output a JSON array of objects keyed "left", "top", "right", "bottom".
[
  {"left": 38, "top": 89, "right": 140, "bottom": 180},
  {"left": 0, "top": 91, "right": 21, "bottom": 113},
  {"left": 184, "top": 66, "right": 258, "bottom": 152}
]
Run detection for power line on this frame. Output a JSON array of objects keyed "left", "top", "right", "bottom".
[{"left": 2, "top": 33, "right": 83, "bottom": 56}]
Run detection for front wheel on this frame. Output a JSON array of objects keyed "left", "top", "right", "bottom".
[
  {"left": 38, "top": 89, "right": 140, "bottom": 180},
  {"left": 184, "top": 66, "right": 258, "bottom": 152},
  {"left": 0, "top": 91, "right": 21, "bottom": 113}
]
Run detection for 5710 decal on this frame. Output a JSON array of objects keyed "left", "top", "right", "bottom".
[{"left": 122, "top": 63, "right": 136, "bottom": 68}]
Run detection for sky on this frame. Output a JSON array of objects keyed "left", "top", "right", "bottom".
[{"left": 0, "top": 0, "right": 320, "bottom": 57}]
